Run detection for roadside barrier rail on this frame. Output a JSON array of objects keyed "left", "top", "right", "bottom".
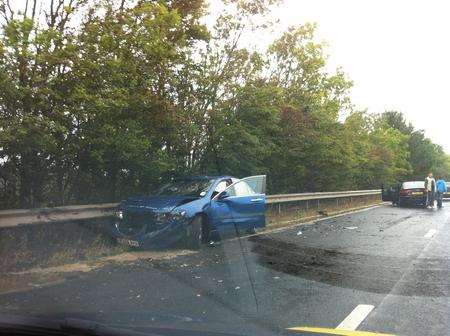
[
  {"left": 0, "top": 190, "right": 381, "bottom": 228},
  {"left": 266, "top": 190, "right": 380, "bottom": 204}
]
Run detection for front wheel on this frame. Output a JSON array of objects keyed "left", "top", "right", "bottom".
[{"left": 185, "top": 216, "right": 208, "bottom": 250}]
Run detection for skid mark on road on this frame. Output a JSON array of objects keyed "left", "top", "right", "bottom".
[
  {"left": 377, "top": 214, "right": 414, "bottom": 231},
  {"left": 249, "top": 235, "right": 450, "bottom": 296}
]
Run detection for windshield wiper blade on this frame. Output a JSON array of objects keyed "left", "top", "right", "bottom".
[
  {"left": 0, "top": 313, "right": 64, "bottom": 336},
  {"left": 0, "top": 313, "right": 161, "bottom": 336},
  {"left": 61, "top": 318, "right": 163, "bottom": 336},
  {"left": 0, "top": 313, "right": 286, "bottom": 336}
]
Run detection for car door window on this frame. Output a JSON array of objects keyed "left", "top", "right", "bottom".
[
  {"left": 214, "top": 175, "right": 267, "bottom": 199},
  {"left": 227, "top": 180, "right": 256, "bottom": 197},
  {"left": 212, "top": 179, "right": 232, "bottom": 198},
  {"left": 241, "top": 175, "right": 266, "bottom": 194}
]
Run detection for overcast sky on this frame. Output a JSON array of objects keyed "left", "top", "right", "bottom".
[{"left": 246, "top": 0, "right": 450, "bottom": 152}]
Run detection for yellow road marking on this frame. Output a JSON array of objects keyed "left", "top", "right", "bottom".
[{"left": 287, "top": 326, "right": 396, "bottom": 336}]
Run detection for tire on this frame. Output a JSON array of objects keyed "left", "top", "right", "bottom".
[
  {"left": 185, "top": 216, "right": 206, "bottom": 250},
  {"left": 246, "top": 227, "right": 256, "bottom": 234}
]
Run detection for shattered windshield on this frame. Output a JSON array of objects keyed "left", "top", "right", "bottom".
[{"left": 154, "top": 179, "right": 214, "bottom": 197}]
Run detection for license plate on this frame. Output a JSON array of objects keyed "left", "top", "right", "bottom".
[
  {"left": 412, "top": 192, "right": 423, "bottom": 196},
  {"left": 117, "top": 238, "right": 140, "bottom": 247}
]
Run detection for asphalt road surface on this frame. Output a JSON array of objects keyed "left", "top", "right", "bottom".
[{"left": 1, "top": 203, "right": 450, "bottom": 336}]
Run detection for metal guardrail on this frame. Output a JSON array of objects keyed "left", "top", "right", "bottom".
[
  {"left": 0, "top": 203, "right": 117, "bottom": 229},
  {"left": 0, "top": 190, "right": 381, "bottom": 228},
  {"left": 266, "top": 190, "right": 381, "bottom": 203}
]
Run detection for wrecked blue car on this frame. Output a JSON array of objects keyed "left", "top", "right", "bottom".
[{"left": 111, "top": 175, "right": 266, "bottom": 249}]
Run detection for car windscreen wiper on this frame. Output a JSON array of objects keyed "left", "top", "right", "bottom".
[
  {"left": 0, "top": 313, "right": 292, "bottom": 336},
  {"left": 0, "top": 313, "right": 161, "bottom": 336}
]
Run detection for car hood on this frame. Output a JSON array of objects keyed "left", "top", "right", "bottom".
[{"left": 120, "top": 195, "right": 197, "bottom": 213}]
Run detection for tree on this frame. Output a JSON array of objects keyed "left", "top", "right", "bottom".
[
  {"left": 265, "top": 24, "right": 353, "bottom": 192},
  {"left": 380, "top": 111, "right": 447, "bottom": 180},
  {"left": 0, "top": 1, "right": 447, "bottom": 209},
  {"left": 0, "top": 0, "right": 208, "bottom": 207}
]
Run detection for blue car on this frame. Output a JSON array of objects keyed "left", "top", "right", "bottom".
[{"left": 111, "top": 175, "right": 266, "bottom": 249}]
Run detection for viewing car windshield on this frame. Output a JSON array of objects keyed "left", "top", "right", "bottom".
[
  {"left": 154, "top": 179, "right": 214, "bottom": 197},
  {"left": 402, "top": 181, "right": 425, "bottom": 189},
  {"left": 2, "top": 1, "right": 450, "bottom": 336}
]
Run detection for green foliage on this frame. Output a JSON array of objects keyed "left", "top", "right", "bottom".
[
  {"left": 380, "top": 111, "right": 448, "bottom": 180},
  {"left": 0, "top": 0, "right": 447, "bottom": 209}
]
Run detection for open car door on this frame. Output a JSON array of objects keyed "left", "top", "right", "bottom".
[
  {"left": 382, "top": 183, "right": 400, "bottom": 203},
  {"left": 207, "top": 175, "right": 266, "bottom": 233},
  {"left": 381, "top": 184, "right": 392, "bottom": 202}
]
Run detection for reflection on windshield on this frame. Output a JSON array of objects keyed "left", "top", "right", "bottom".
[
  {"left": 154, "top": 180, "right": 213, "bottom": 197},
  {"left": 402, "top": 181, "right": 425, "bottom": 189}
]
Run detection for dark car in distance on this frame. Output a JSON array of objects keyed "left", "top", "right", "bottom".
[
  {"left": 382, "top": 181, "right": 427, "bottom": 207},
  {"left": 110, "top": 175, "right": 267, "bottom": 249}
]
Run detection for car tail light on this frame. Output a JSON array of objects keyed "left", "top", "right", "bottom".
[{"left": 399, "top": 189, "right": 412, "bottom": 196}]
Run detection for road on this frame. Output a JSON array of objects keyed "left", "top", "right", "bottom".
[{"left": 1, "top": 204, "right": 450, "bottom": 336}]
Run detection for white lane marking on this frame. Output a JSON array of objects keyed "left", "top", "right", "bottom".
[
  {"left": 424, "top": 229, "right": 437, "bottom": 238},
  {"left": 336, "top": 304, "right": 375, "bottom": 331}
]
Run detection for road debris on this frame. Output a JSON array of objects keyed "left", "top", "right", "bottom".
[
  {"left": 297, "top": 231, "right": 303, "bottom": 236},
  {"left": 344, "top": 226, "right": 358, "bottom": 230}
]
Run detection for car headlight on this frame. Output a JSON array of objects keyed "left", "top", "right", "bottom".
[
  {"left": 115, "top": 210, "right": 123, "bottom": 220},
  {"left": 155, "top": 210, "right": 187, "bottom": 224},
  {"left": 170, "top": 210, "right": 187, "bottom": 221}
]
